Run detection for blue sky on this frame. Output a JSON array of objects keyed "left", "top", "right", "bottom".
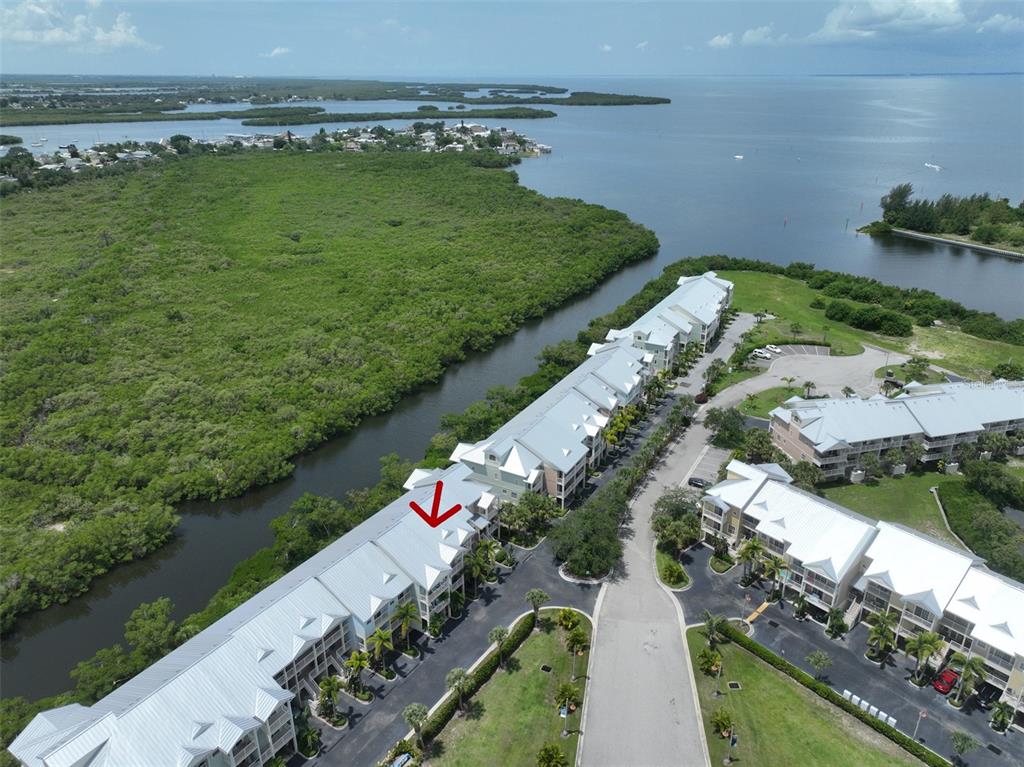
[{"left": 2, "top": 1, "right": 1022, "bottom": 77}]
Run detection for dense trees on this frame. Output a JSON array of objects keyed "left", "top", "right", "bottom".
[
  {"left": 0, "top": 151, "right": 658, "bottom": 630},
  {"left": 823, "top": 299, "right": 913, "bottom": 337},
  {"left": 879, "top": 183, "right": 1024, "bottom": 247}
]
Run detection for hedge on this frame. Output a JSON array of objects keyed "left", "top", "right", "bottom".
[
  {"left": 720, "top": 623, "right": 951, "bottom": 767},
  {"left": 420, "top": 612, "right": 536, "bottom": 743}
]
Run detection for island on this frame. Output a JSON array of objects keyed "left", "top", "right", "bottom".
[
  {"left": 860, "top": 183, "right": 1024, "bottom": 258},
  {"left": 0, "top": 76, "right": 670, "bottom": 127}
]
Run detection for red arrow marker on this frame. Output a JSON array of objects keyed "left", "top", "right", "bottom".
[{"left": 409, "top": 480, "right": 462, "bottom": 528}]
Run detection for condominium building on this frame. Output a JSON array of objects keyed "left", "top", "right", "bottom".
[
  {"left": 9, "top": 463, "right": 497, "bottom": 767},
  {"left": 701, "top": 460, "right": 1024, "bottom": 718},
  {"left": 769, "top": 381, "right": 1024, "bottom": 480},
  {"left": 451, "top": 342, "right": 648, "bottom": 507},
  {"left": 594, "top": 271, "right": 734, "bottom": 366}
]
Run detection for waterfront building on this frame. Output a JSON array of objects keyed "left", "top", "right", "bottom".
[
  {"left": 450, "top": 342, "right": 647, "bottom": 507},
  {"left": 595, "top": 271, "right": 734, "bottom": 367},
  {"left": 9, "top": 463, "right": 496, "bottom": 767},
  {"left": 768, "top": 380, "right": 1024, "bottom": 480},
  {"left": 700, "top": 460, "right": 1024, "bottom": 718}
]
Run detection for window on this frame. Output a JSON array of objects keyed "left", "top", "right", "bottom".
[{"left": 907, "top": 604, "right": 933, "bottom": 623}]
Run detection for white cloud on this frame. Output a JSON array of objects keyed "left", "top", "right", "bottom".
[
  {"left": 0, "top": 0, "right": 154, "bottom": 51},
  {"left": 976, "top": 13, "right": 1024, "bottom": 34},
  {"left": 636, "top": 40, "right": 648, "bottom": 52},
  {"left": 741, "top": 23, "right": 789, "bottom": 46},
  {"left": 599, "top": 42, "right": 613, "bottom": 53},
  {"left": 707, "top": 32, "right": 733, "bottom": 48},
  {"left": 810, "top": 0, "right": 966, "bottom": 43},
  {"left": 260, "top": 46, "right": 290, "bottom": 58}
]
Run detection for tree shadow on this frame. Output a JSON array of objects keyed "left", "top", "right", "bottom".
[
  {"left": 464, "top": 699, "right": 486, "bottom": 721},
  {"left": 504, "top": 656, "right": 522, "bottom": 674},
  {"left": 424, "top": 740, "right": 447, "bottom": 760}
]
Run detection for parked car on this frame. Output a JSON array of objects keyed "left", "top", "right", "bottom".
[
  {"left": 975, "top": 684, "right": 1002, "bottom": 709},
  {"left": 932, "top": 667, "right": 960, "bottom": 695},
  {"left": 688, "top": 477, "right": 711, "bottom": 488},
  {"left": 765, "top": 344, "right": 782, "bottom": 354},
  {"left": 751, "top": 349, "right": 772, "bottom": 360}
]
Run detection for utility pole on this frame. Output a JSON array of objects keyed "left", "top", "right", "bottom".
[{"left": 912, "top": 710, "right": 927, "bottom": 741}]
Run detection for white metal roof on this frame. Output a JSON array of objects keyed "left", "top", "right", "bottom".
[
  {"left": 947, "top": 567, "right": 1024, "bottom": 659},
  {"left": 856, "top": 523, "right": 980, "bottom": 616},
  {"left": 771, "top": 380, "right": 1024, "bottom": 449},
  {"left": 10, "top": 463, "right": 492, "bottom": 767}
]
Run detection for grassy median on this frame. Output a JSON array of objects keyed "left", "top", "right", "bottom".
[
  {"left": 686, "top": 628, "right": 921, "bottom": 767},
  {"left": 431, "top": 610, "right": 591, "bottom": 767}
]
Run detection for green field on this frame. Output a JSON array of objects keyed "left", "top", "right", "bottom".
[
  {"left": 432, "top": 611, "right": 591, "bottom": 767},
  {"left": 820, "top": 473, "right": 963, "bottom": 547},
  {"left": 738, "top": 386, "right": 800, "bottom": 418},
  {"left": 720, "top": 270, "right": 1024, "bottom": 379},
  {"left": 656, "top": 544, "right": 689, "bottom": 588},
  {"left": 873, "top": 364, "right": 946, "bottom": 385},
  {"left": 686, "top": 629, "right": 920, "bottom": 767},
  {"left": 0, "top": 151, "right": 657, "bottom": 630}
]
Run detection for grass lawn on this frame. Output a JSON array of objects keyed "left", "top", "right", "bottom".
[
  {"left": 655, "top": 544, "right": 689, "bottom": 588},
  {"left": 431, "top": 610, "right": 591, "bottom": 767},
  {"left": 686, "top": 629, "right": 920, "bottom": 767},
  {"left": 819, "top": 472, "right": 963, "bottom": 548},
  {"left": 738, "top": 386, "right": 801, "bottom": 418},
  {"left": 719, "top": 270, "right": 1024, "bottom": 379},
  {"left": 873, "top": 363, "right": 946, "bottom": 386},
  {"left": 711, "top": 555, "right": 734, "bottom": 574}
]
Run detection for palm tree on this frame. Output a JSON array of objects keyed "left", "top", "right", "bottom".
[
  {"left": 392, "top": 601, "right": 420, "bottom": 653},
  {"left": 990, "top": 701, "right": 1014, "bottom": 732},
  {"left": 737, "top": 538, "right": 765, "bottom": 578},
  {"left": 446, "top": 667, "right": 470, "bottom": 713},
  {"left": 792, "top": 592, "right": 808, "bottom": 619},
  {"left": 525, "top": 588, "right": 550, "bottom": 627},
  {"left": 826, "top": 607, "right": 847, "bottom": 639},
  {"left": 488, "top": 625, "right": 509, "bottom": 668},
  {"left": 701, "top": 610, "right": 728, "bottom": 649},
  {"left": 762, "top": 554, "right": 789, "bottom": 601},
  {"left": 803, "top": 380, "right": 816, "bottom": 397},
  {"left": 866, "top": 610, "right": 897, "bottom": 661},
  {"left": 464, "top": 550, "right": 489, "bottom": 597},
  {"left": 904, "top": 631, "right": 945, "bottom": 683},
  {"left": 841, "top": 385, "right": 856, "bottom": 398},
  {"left": 950, "top": 730, "right": 978, "bottom": 766},
  {"left": 950, "top": 653, "right": 988, "bottom": 706},
  {"left": 476, "top": 538, "right": 501, "bottom": 570},
  {"left": 366, "top": 627, "right": 394, "bottom": 671},
  {"left": 344, "top": 650, "right": 369, "bottom": 693},
  {"left": 781, "top": 375, "right": 797, "bottom": 392},
  {"left": 537, "top": 744, "right": 569, "bottom": 767},
  {"left": 318, "top": 675, "right": 340, "bottom": 718},
  {"left": 403, "top": 702, "right": 429, "bottom": 750}
]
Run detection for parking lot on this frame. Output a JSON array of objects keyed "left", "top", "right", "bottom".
[
  {"left": 682, "top": 445, "right": 732, "bottom": 486},
  {"left": 749, "top": 344, "right": 831, "bottom": 367}
]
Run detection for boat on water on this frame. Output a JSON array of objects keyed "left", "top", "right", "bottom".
[
  {"left": 734, "top": 154, "right": 744, "bottom": 160},
  {"left": 30, "top": 141, "right": 43, "bottom": 147},
  {"left": 924, "top": 162, "right": 942, "bottom": 171}
]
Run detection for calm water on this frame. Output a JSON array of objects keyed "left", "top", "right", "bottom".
[{"left": 2, "top": 75, "right": 1022, "bottom": 699}]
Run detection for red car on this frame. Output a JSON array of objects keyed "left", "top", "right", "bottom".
[{"left": 932, "top": 668, "right": 960, "bottom": 695}]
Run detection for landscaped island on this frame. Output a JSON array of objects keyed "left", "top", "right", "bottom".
[
  {"left": 861, "top": 183, "right": 1024, "bottom": 255},
  {"left": 0, "top": 150, "right": 658, "bottom": 632}
]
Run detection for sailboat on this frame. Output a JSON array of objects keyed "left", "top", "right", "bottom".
[{"left": 733, "top": 154, "right": 744, "bottom": 160}]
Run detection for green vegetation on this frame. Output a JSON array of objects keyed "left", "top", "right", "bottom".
[
  {"left": 696, "top": 624, "right": 950, "bottom": 766},
  {"left": 0, "top": 135, "right": 21, "bottom": 145},
  {"left": 0, "top": 150, "right": 658, "bottom": 631},
  {"left": 655, "top": 546, "right": 689, "bottom": 588},
  {"left": 869, "top": 183, "right": 1024, "bottom": 252},
  {"left": 739, "top": 386, "right": 799, "bottom": 418},
  {"left": 720, "top": 268, "right": 1023, "bottom": 379},
  {"left": 939, "top": 464, "right": 1024, "bottom": 582},
  {"left": 0, "top": 106, "right": 328, "bottom": 127},
  {"left": 687, "top": 628, "right": 921, "bottom": 767},
  {"left": 241, "top": 107, "right": 555, "bottom": 126},
  {"left": 820, "top": 473, "right": 963, "bottom": 547},
  {"left": 874, "top": 360, "right": 945, "bottom": 386},
  {"left": 0, "top": 77, "right": 668, "bottom": 127},
  {"left": 430, "top": 610, "right": 590, "bottom": 767}
]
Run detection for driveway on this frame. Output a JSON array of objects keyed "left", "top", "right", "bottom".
[
  {"left": 580, "top": 314, "right": 756, "bottom": 767},
  {"left": 311, "top": 543, "right": 598, "bottom": 766},
  {"left": 679, "top": 547, "right": 1023, "bottom": 767}
]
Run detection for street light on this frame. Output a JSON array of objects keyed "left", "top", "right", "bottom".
[{"left": 912, "top": 710, "right": 927, "bottom": 741}]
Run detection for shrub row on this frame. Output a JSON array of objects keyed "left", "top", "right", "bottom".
[
  {"left": 420, "top": 612, "right": 537, "bottom": 743},
  {"left": 720, "top": 624, "right": 951, "bottom": 767}
]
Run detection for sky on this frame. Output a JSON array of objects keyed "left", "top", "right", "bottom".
[{"left": 1, "top": 0, "right": 1022, "bottom": 78}]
